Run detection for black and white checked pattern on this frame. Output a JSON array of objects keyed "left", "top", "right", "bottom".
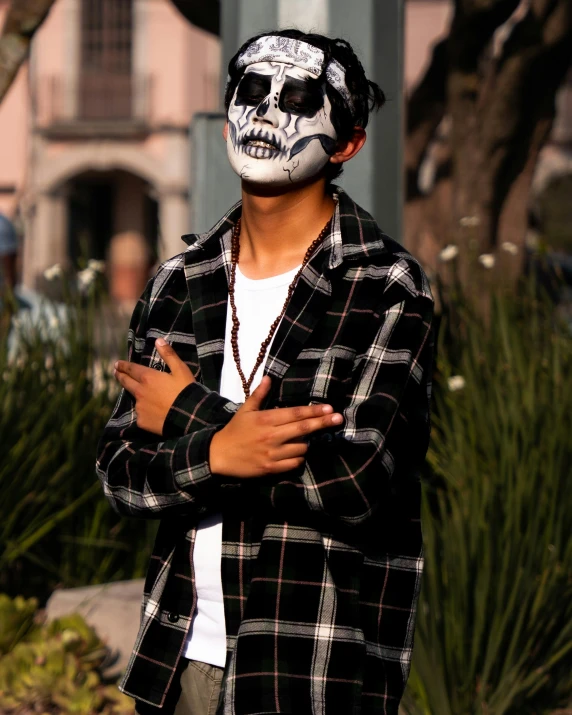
[{"left": 96, "top": 187, "right": 434, "bottom": 714}]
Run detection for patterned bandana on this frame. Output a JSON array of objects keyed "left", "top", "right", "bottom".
[{"left": 235, "top": 35, "right": 355, "bottom": 114}]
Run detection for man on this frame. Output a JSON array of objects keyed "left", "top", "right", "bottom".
[
  {"left": 0, "top": 212, "right": 19, "bottom": 337},
  {"left": 0, "top": 212, "right": 18, "bottom": 295},
  {"left": 97, "top": 30, "right": 434, "bottom": 715}
]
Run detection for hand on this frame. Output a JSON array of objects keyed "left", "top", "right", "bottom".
[
  {"left": 209, "top": 376, "right": 343, "bottom": 479},
  {"left": 114, "top": 338, "right": 195, "bottom": 436}
]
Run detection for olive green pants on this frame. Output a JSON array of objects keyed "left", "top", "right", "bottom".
[{"left": 135, "top": 660, "right": 224, "bottom": 715}]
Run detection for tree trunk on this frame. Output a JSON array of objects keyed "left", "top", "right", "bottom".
[
  {"left": 0, "top": 0, "right": 56, "bottom": 105},
  {"left": 405, "top": 0, "right": 572, "bottom": 299}
]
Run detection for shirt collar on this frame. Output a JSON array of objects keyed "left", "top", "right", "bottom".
[{"left": 180, "top": 186, "right": 387, "bottom": 271}]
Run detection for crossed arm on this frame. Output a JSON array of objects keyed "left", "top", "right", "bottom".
[
  {"left": 96, "top": 280, "right": 433, "bottom": 526},
  {"left": 113, "top": 341, "right": 342, "bottom": 477}
]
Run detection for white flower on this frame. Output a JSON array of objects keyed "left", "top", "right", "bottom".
[
  {"left": 87, "top": 259, "right": 106, "bottom": 273},
  {"left": 45, "top": 355, "right": 54, "bottom": 370},
  {"left": 478, "top": 253, "right": 495, "bottom": 269},
  {"left": 525, "top": 230, "right": 540, "bottom": 250},
  {"left": 43, "top": 264, "right": 63, "bottom": 281},
  {"left": 49, "top": 315, "right": 60, "bottom": 329},
  {"left": 439, "top": 244, "right": 459, "bottom": 262},
  {"left": 77, "top": 267, "right": 97, "bottom": 292},
  {"left": 501, "top": 241, "right": 518, "bottom": 255},
  {"left": 61, "top": 629, "right": 80, "bottom": 645},
  {"left": 460, "top": 216, "right": 480, "bottom": 228},
  {"left": 448, "top": 375, "right": 466, "bottom": 392}
]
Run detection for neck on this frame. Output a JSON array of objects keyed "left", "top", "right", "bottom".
[{"left": 237, "top": 177, "right": 336, "bottom": 279}]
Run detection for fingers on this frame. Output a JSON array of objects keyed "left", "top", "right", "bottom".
[
  {"left": 115, "top": 360, "right": 147, "bottom": 382},
  {"left": 266, "top": 403, "right": 334, "bottom": 427},
  {"left": 155, "top": 338, "right": 194, "bottom": 379},
  {"left": 114, "top": 368, "right": 140, "bottom": 398},
  {"left": 272, "top": 442, "right": 308, "bottom": 460},
  {"left": 117, "top": 342, "right": 195, "bottom": 383},
  {"left": 267, "top": 457, "right": 306, "bottom": 474},
  {"left": 240, "top": 375, "right": 271, "bottom": 412},
  {"left": 276, "top": 412, "right": 343, "bottom": 443}
]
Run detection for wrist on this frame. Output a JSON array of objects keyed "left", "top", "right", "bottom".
[{"left": 209, "top": 430, "right": 225, "bottom": 475}]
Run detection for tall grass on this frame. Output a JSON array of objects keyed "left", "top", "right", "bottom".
[
  {"left": 2, "top": 276, "right": 570, "bottom": 711},
  {"left": 403, "top": 286, "right": 572, "bottom": 714},
  {"left": 0, "top": 290, "right": 155, "bottom": 602}
]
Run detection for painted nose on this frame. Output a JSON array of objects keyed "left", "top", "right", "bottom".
[{"left": 253, "top": 95, "right": 280, "bottom": 127}]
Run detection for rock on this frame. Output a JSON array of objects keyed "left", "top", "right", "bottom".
[{"left": 46, "top": 579, "right": 144, "bottom": 678}]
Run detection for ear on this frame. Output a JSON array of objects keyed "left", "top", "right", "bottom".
[
  {"left": 222, "top": 122, "right": 229, "bottom": 142},
  {"left": 329, "top": 127, "right": 367, "bottom": 166}
]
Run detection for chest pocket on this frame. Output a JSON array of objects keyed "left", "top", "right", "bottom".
[
  {"left": 139, "top": 335, "right": 200, "bottom": 379},
  {"left": 276, "top": 352, "right": 354, "bottom": 413}
]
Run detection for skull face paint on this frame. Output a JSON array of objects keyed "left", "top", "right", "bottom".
[{"left": 226, "top": 62, "right": 338, "bottom": 186}]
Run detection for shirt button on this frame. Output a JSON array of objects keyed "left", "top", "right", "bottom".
[{"left": 167, "top": 612, "right": 179, "bottom": 623}]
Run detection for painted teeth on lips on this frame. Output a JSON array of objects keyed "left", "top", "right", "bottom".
[
  {"left": 247, "top": 140, "right": 277, "bottom": 149},
  {"left": 244, "top": 144, "right": 279, "bottom": 159}
]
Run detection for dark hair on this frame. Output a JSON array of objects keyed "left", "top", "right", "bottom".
[{"left": 224, "top": 29, "right": 386, "bottom": 182}]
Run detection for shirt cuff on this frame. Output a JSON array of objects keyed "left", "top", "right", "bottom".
[
  {"left": 163, "top": 381, "right": 239, "bottom": 439},
  {"left": 171, "top": 425, "right": 221, "bottom": 513}
]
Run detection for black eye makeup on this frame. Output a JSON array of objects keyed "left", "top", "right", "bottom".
[
  {"left": 279, "top": 78, "right": 324, "bottom": 118},
  {"left": 235, "top": 73, "right": 272, "bottom": 106}
]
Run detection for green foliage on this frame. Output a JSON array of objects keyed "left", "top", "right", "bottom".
[
  {"left": 0, "top": 594, "right": 134, "bottom": 714},
  {"left": 0, "top": 292, "right": 156, "bottom": 600},
  {"left": 403, "top": 288, "right": 572, "bottom": 714},
  {"left": 0, "top": 594, "right": 38, "bottom": 656}
]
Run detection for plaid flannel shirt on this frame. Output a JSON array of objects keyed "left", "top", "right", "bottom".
[{"left": 96, "top": 188, "right": 434, "bottom": 715}]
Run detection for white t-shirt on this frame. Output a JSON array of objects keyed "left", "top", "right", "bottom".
[{"left": 183, "top": 262, "right": 301, "bottom": 666}]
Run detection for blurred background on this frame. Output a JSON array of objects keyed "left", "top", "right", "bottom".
[{"left": 0, "top": 1, "right": 570, "bottom": 713}]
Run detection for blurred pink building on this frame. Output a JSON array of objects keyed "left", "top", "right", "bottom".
[
  {"left": 0, "top": 0, "right": 220, "bottom": 301},
  {"left": 0, "top": 0, "right": 569, "bottom": 302}
]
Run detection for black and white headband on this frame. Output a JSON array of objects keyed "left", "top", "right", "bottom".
[{"left": 234, "top": 35, "right": 355, "bottom": 114}]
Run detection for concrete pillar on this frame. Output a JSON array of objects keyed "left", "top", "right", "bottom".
[
  {"left": 23, "top": 191, "right": 68, "bottom": 290},
  {"left": 133, "top": 0, "right": 149, "bottom": 119},
  {"left": 221, "top": 0, "right": 279, "bottom": 91},
  {"left": 190, "top": 113, "right": 240, "bottom": 235},
  {"left": 158, "top": 188, "right": 190, "bottom": 262},
  {"left": 63, "top": 0, "right": 81, "bottom": 119},
  {"left": 278, "top": 0, "right": 328, "bottom": 33},
  {"left": 328, "top": 0, "right": 404, "bottom": 239}
]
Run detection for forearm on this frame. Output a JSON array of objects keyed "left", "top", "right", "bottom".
[
  {"left": 162, "top": 381, "right": 240, "bottom": 438},
  {"left": 96, "top": 425, "right": 222, "bottom": 519},
  {"left": 260, "top": 436, "right": 384, "bottom": 527},
  {"left": 260, "top": 294, "right": 434, "bottom": 527}
]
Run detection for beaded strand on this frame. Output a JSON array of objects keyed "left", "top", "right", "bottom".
[{"left": 228, "top": 216, "right": 331, "bottom": 398}]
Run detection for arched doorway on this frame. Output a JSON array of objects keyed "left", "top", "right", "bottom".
[
  {"left": 24, "top": 145, "right": 188, "bottom": 296},
  {"left": 63, "top": 168, "right": 159, "bottom": 304}
]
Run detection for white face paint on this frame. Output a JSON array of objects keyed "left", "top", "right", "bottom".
[{"left": 226, "top": 62, "right": 338, "bottom": 187}]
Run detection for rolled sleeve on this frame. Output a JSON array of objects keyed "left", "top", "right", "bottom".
[{"left": 163, "top": 382, "right": 239, "bottom": 439}]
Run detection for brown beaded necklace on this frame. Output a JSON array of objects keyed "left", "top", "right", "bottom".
[{"left": 228, "top": 216, "right": 332, "bottom": 398}]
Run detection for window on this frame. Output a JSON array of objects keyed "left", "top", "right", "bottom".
[{"left": 79, "top": 0, "right": 134, "bottom": 120}]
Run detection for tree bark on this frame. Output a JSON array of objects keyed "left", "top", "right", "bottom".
[
  {"left": 0, "top": 0, "right": 56, "bottom": 104},
  {"left": 168, "top": 0, "right": 220, "bottom": 35},
  {"left": 404, "top": 0, "right": 572, "bottom": 295}
]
